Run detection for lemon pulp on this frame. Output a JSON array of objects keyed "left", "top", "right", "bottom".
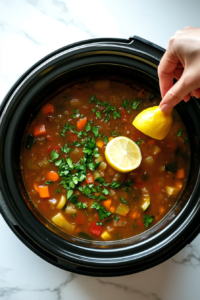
[
  {"left": 105, "top": 136, "right": 142, "bottom": 173},
  {"left": 132, "top": 106, "right": 173, "bottom": 140}
]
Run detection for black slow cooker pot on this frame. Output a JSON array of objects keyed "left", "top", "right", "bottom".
[{"left": 1, "top": 36, "right": 200, "bottom": 277}]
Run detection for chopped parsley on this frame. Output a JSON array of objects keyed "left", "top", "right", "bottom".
[
  {"left": 110, "top": 181, "right": 121, "bottom": 189},
  {"left": 61, "top": 142, "right": 73, "bottom": 154},
  {"left": 120, "top": 196, "right": 129, "bottom": 206},
  {"left": 85, "top": 121, "right": 91, "bottom": 132},
  {"left": 55, "top": 189, "right": 61, "bottom": 194},
  {"left": 92, "top": 126, "right": 100, "bottom": 138},
  {"left": 102, "top": 136, "right": 109, "bottom": 143},
  {"left": 91, "top": 202, "right": 112, "bottom": 221},
  {"left": 71, "top": 214, "right": 76, "bottom": 218},
  {"left": 61, "top": 123, "right": 75, "bottom": 138},
  {"left": 136, "top": 138, "right": 142, "bottom": 145},
  {"left": 45, "top": 181, "right": 53, "bottom": 185},
  {"left": 95, "top": 176, "right": 109, "bottom": 186},
  {"left": 96, "top": 111, "right": 101, "bottom": 119},
  {"left": 49, "top": 150, "right": 59, "bottom": 161},
  {"left": 76, "top": 202, "right": 88, "bottom": 209},
  {"left": 114, "top": 215, "right": 119, "bottom": 221},
  {"left": 143, "top": 215, "right": 154, "bottom": 228},
  {"left": 132, "top": 100, "right": 140, "bottom": 110},
  {"left": 184, "top": 136, "right": 189, "bottom": 143},
  {"left": 177, "top": 128, "right": 183, "bottom": 137},
  {"left": 96, "top": 222, "right": 103, "bottom": 226}
]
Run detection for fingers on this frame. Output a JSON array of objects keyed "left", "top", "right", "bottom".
[
  {"left": 158, "top": 50, "right": 179, "bottom": 98},
  {"left": 191, "top": 88, "right": 200, "bottom": 98},
  {"left": 160, "top": 70, "right": 199, "bottom": 112}
]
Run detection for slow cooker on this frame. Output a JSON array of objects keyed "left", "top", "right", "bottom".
[{"left": 0, "top": 36, "right": 200, "bottom": 277}]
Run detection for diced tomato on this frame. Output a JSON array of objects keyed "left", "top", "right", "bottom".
[
  {"left": 47, "top": 145, "right": 61, "bottom": 153},
  {"left": 46, "top": 135, "right": 53, "bottom": 142},
  {"left": 120, "top": 108, "right": 128, "bottom": 122},
  {"left": 33, "top": 124, "right": 46, "bottom": 137},
  {"left": 69, "top": 133, "right": 77, "bottom": 143},
  {"left": 133, "top": 180, "right": 146, "bottom": 189},
  {"left": 153, "top": 183, "right": 162, "bottom": 194},
  {"left": 86, "top": 174, "right": 94, "bottom": 184},
  {"left": 75, "top": 215, "right": 87, "bottom": 225},
  {"left": 89, "top": 222, "right": 103, "bottom": 236}
]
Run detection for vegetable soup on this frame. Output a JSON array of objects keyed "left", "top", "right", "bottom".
[{"left": 21, "top": 79, "right": 191, "bottom": 241}]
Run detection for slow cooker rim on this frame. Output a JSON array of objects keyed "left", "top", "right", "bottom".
[{"left": 1, "top": 36, "right": 200, "bottom": 275}]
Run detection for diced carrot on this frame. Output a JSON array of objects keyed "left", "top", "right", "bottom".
[
  {"left": 159, "top": 207, "right": 165, "bottom": 215},
  {"left": 33, "top": 124, "right": 46, "bottom": 137},
  {"left": 147, "top": 139, "right": 156, "bottom": 145},
  {"left": 131, "top": 210, "right": 139, "bottom": 219},
  {"left": 33, "top": 183, "right": 39, "bottom": 192},
  {"left": 175, "top": 181, "right": 183, "bottom": 190},
  {"left": 74, "top": 227, "right": 81, "bottom": 234},
  {"left": 138, "top": 89, "right": 145, "bottom": 98},
  {"left": 108, "top": 137, "right": 114, "bottom": 142},
  {"left": 103, "top": 199, "right": 112, "bottom": 210},
  {"left": 42, "top": 104, "right": 54, "bottom": 114},
  {"left": 96, "top": 140, "right": 104, "bottom": 148},
  {"left": 38, "top": 186, "right": 50, "bottom": 198},
  {"left": 109, "top": 206, "right": 116, "bottom": 213},
  {"left": 77, "top": 117, "right": 87, "bottom": 131},
  {"left": 176, "top": 169, "right": 185, "bottom": 179},
  {"left": 86, "top": 174, "right": 94, "bottom": 184},
  {"left": 47, "top": 171, "right": 59, "bottom": 182},
  {"left": 46, "top": 135, "right": 53, "bottom": 142}
]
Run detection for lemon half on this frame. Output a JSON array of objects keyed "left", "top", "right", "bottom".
[
  {"left": 132, "top": 106, "right": 173, "bottom": 140},
  {"left": 105, "top": 136, "right": 142, "bottom": 173}
]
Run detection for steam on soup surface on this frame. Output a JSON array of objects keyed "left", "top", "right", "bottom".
[{"left": 21, "top": 79, "right": 190, "bottom": 241}]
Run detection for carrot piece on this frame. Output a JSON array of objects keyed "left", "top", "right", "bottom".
[
  {"left": 86, "top": 174, "right": 94, "bottom": 184},
  {"left": 42, "top": 104, "right": 54, "bottom": 114},
  {"left": 159, "top": 207, "right": 165, "bottom": 215},
  {"left": 147, "top": 139, "right": 156, "bottom": 145},
  {"left": 33, "top": 124, "right": 46, "bottom": 137},
  {"left": 77, "top": 117, "right": 87, "bottom": 131},
  {"left": 131, "top": 210, "right": 139, "bottom": 219},
  {"left": 176, "top": 169, "right": 185, "bottom": 179},
  {"left": 175, "top": 181, "right": 183, "bottom": 190},
  {"left": 109, "top": 137, "right": 114, "bottom": 142},
  {"left": 96, "top": 140, "right": 104, "bottom": 148},
  {"left": 109, "top": 206, "right": 116, "bottom": 213},
  {"left": 38, "top": 186, "right": 50, "bottom": 198},
  {"left": 47, "top": 171, "right": 59, "bottom": 182},
  {"left": 103, "top": 199, "right": 112, "bottom": 210},
  {"left": 33, "top": 183, "right": 39, "bottom": 192}
]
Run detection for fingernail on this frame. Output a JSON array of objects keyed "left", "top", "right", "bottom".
[{"left": 160, "top": 103, "right": 172, "bottom": 112}]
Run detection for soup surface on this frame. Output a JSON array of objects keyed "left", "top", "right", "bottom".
[{"left": 21, "top": 79, "right": 191, "bottom": 241}]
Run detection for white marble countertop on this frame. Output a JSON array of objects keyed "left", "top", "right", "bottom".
[{"left": 1, "top": 0, "right": 200, "bottom": 299}]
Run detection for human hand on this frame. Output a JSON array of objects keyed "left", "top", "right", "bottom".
[{"left": 158, "top": 26, "right": 200, "bottom": 112}]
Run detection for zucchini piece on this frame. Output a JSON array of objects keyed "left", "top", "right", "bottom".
[
  {"left": 57, "top": 195, "right": 66, "bottom": 210},
  {"left": 141, "top": 195, "right": 150, "bottom": 211}
]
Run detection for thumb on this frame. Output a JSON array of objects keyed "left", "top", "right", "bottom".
[{"left": 160, "top": 70, "right": 199, "bottom": 112}]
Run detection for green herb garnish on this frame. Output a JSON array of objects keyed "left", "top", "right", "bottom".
[
  {"left": 120, "top": 196, "right": 129, "bottom": 206},
  {"left": 45, "top": 181, "right": 53, "bottom": 185},
  {"left": 177, "top": 128, "right": 183, "bottom": 137},
  {"left": 91, "top": 202, "right": 112, "bottom": 221},
  {"left": 143, "top": 215, "right": 154, "bottom": 228}
]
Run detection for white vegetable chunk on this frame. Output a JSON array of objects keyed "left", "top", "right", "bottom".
[
  {"left": 57, "top": 195, "right": 66, "bottom": 210},
  {"left": 52, "top": 213, "right": 75, "bottom": 232}
]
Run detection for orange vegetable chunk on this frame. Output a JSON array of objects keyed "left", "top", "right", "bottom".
[
  {"left": 103, "top": 199, "right": 112, "bottom": 210},
  {"left": 86, "top": 174, "right": 94, "bottom": 184},
  {"left": 176, "top": 169, "right": 185, "bottom": 179},
  {"left": 38, "top": 186, "right": 50, "bottom": 198},
  {"left": 33, "top": 124, "right": 46, "bottom": 137},
  {"left": 42, "top": 104, "right": 54, "bottom": 114},
  {"left": 77, "top": 117, "right": 87, "bottom": 131},
  {"left": 47, "top": 171, "right": 59, "bottom": 182}
]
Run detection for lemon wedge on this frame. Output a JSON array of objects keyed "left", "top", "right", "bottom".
[
  {"left": 132, "top": 106, "right": 172, "bottom": 140},
  {"left": 105, "top": 136, "right": 142, "bottom": 173}
]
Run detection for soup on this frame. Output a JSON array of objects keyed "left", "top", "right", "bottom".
[{"left": 21, "top": 79, "right": 191, "bottom": 241}]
